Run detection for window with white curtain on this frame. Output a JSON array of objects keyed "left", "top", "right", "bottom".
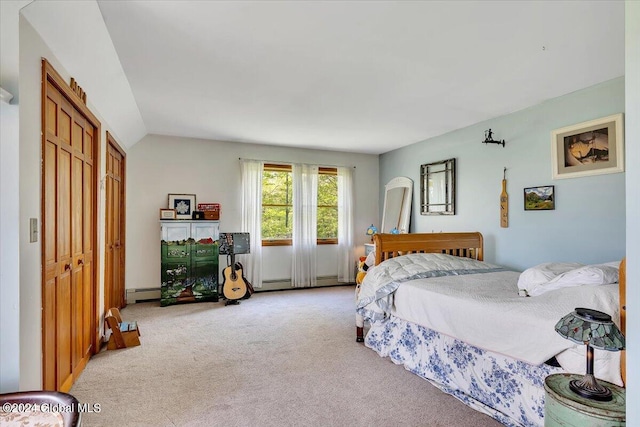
[{"left": 261, "top": 163, "right": 338, "bottom": 246}]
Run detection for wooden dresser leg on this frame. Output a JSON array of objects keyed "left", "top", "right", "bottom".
[{"left": 356, "top": 326, "right": 364, "bottom": 342}]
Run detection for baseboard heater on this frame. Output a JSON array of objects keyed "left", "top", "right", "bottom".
[
  {"left": 126, "top": 288, "right": 161, "bottom": 304},
  {"left": 258, "top": 276, "right": 345, "bottom": 292},
  {"left": 126, "top": 276, "right": 349, "bottom": 303}
]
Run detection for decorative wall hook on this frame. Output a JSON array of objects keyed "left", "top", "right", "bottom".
[{"left": 482, "top": 129, "right": 505, "bottom": 147}]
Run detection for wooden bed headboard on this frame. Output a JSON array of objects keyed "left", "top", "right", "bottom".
[{"left": 373, "top": 232, "right": 484, "bottom": 265}]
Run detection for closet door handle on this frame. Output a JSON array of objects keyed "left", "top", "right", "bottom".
[
  {"left": 78, "top": 259, "right": 84, "bottom": 265},
  {"left": 64, "top": 263, "right": 71, "bottom": 271}
]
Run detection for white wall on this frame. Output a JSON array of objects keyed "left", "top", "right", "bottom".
[
  {"left": 625, "top": 1, "right": 639, "bottom": 424},
  {"left": 126, "top": 134, "right": 379, "bottom": 289},
  {"left": 18, "top": 15, "right": 45, "bottom": 391},
  {"left": 18, "top": 15, "right": 125, "bottom": 390},
  {"left": 0, "top": 97, "right": 20, "bottom": 392},
  {"left": 380, "top": 77, "right": 625, "bottom": 270}
]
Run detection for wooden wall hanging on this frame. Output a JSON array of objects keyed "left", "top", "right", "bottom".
[{"left": 500, "top": 168, "right": 508, "bottom": 228}]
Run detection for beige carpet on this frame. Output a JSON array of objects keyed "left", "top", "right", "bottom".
[{"left": 71, "top": 286, "right": 501, "bottom": 427}]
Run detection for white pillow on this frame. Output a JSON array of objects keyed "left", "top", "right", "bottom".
[
  {"left": 555, "top": 263, "right": 619, "bottom": 284},
  {"left": 364, "top": 250, "right": 376, "bottom": 268},
  {"left": 517, "top": 262, "right": 583, "bottom": 294},
  {"left": 521, "top": 262, "right": 620, "bottom": 297}
]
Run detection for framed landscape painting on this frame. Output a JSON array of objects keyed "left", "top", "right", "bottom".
[
  {"left": 551, "top": 113, "right": 624, "bottom": 179},
  {"left": 524, "top": 186, "right": 555, "bottom": 211}
]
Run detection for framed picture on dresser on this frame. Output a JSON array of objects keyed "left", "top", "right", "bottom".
[
  {"left": 168, "top": 194, "right": 196, "bottom": 220},
  {"left": 159, "top": 208, "right": 176, "bottom": 220}
]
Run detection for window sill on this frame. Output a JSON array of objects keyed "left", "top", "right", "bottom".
[{"left": 262, "top": 239, "right": 337, "bottom": 246}]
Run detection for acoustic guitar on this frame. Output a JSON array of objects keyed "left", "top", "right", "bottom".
[
  {"left": 221, "top": 234, "right": 248, "bottom": 302},
  {"left": 222, "top": 262, "right": 248, "bottom": 301}
]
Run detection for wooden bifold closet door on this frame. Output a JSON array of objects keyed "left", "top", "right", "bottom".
[
  {"left": 105, "top": 133, "right": 126, "bottom": 312},
  {"left": 42, "top": 59, "right": 99, "bottom": 392}
]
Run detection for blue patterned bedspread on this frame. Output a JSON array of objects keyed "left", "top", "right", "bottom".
[{"left": 366, "top": 316, "right": 563, "bottom": 427}]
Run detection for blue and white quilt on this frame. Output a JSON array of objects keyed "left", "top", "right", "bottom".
[{"left": 366, "top": 316, "right": 561, "bottom": 427}]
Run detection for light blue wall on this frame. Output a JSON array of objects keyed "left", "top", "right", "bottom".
[{"left": 380, "top": 77, "right": 625, "bottom": 271}]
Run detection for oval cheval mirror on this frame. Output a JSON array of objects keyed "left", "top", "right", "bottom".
[{"left": 381, "top": 177, "right": 413, "bottom": 233}]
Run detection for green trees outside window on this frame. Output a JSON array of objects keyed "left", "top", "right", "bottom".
[{"left": 261, "top": 164, "right": 337, "bottom": 244}]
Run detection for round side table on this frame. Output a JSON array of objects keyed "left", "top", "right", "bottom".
[{"left": 544, "top": 373, "right": 626, "bottom": 427}]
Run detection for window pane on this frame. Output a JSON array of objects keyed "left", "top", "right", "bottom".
[
  {"left": 317, "top": 206, "right": 337, "bottom": 239},
  {"left": 317, "top": 172, "right": 338, "bottom": 239},
  {"left": 262, "top": 168, "right": 293, "bottom": 240},
  {"left": 262, "top": 206, "right": 292, "bottom": 240},
  {"left": 318, "top": 174, "right": 337, "bottom": 206},
  {"left": 262, "top": 170, "right": 292, "bottom": 205}
]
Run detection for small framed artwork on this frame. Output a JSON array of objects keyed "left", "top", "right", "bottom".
[
  {"left": 159, "top": 208, "right": 176, "bottom": 220},
  {"left": 551, "top": 113, "right": 624, "bottom": 179},
  {"left": 524, "top": 185, "right": 555, "bottom": 211},
  {"left": 168, "top": 194, "right": 196, "bottom": 220}
]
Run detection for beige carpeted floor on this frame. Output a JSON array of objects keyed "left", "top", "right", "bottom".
[{"left": 70, "top": 285, "right": 501, "bottom": 427}]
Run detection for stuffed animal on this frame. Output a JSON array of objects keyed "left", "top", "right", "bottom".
[
  {"left": 356, "top": 251, "right": 377, "bottom": 282},
  {"left": 356, "top": 256, "right": 369, "bottom": 285}
]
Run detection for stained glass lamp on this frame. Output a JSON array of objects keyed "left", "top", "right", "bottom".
[{"left": 554, "top": 307, "right": 625, "bottom": 401}]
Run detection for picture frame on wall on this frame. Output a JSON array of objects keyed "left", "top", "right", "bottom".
[
  {"left": 159, "top": 208, "right": 176, "bottom": 220},
  {"left": 168, "top": 194, "right": 196, "bottom": 219},
  {"left": 551, "top": 113, "right": 624, "bottom": 179},
  {"left": 524, "top": 185, "right": 555, "bottom": 211}
]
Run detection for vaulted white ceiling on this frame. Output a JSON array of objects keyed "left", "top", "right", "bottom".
[{"left": 6, "top": 1, "right": 625, "bottom": 154}]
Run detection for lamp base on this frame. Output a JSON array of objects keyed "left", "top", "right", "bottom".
[{"left": 569, "top": 374, "right": 612, "bottom": 401}]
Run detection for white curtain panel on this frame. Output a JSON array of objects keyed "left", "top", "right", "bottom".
[
  {"left": 337, "top": 167, "right": 355, "bottom": 283},
  {"left": 240, "top": 159, "right": 264, "bottom": 288},
  {"left": 291, "top": 163, "right": 318, "bottom": 287}
]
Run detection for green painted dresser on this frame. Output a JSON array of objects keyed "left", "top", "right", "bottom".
[
  {"left": 160, "top": 220, "right": 220, "bottom": 306},
  {"left": 544, "top": 373, "right": 625, "bottom": 426}
]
